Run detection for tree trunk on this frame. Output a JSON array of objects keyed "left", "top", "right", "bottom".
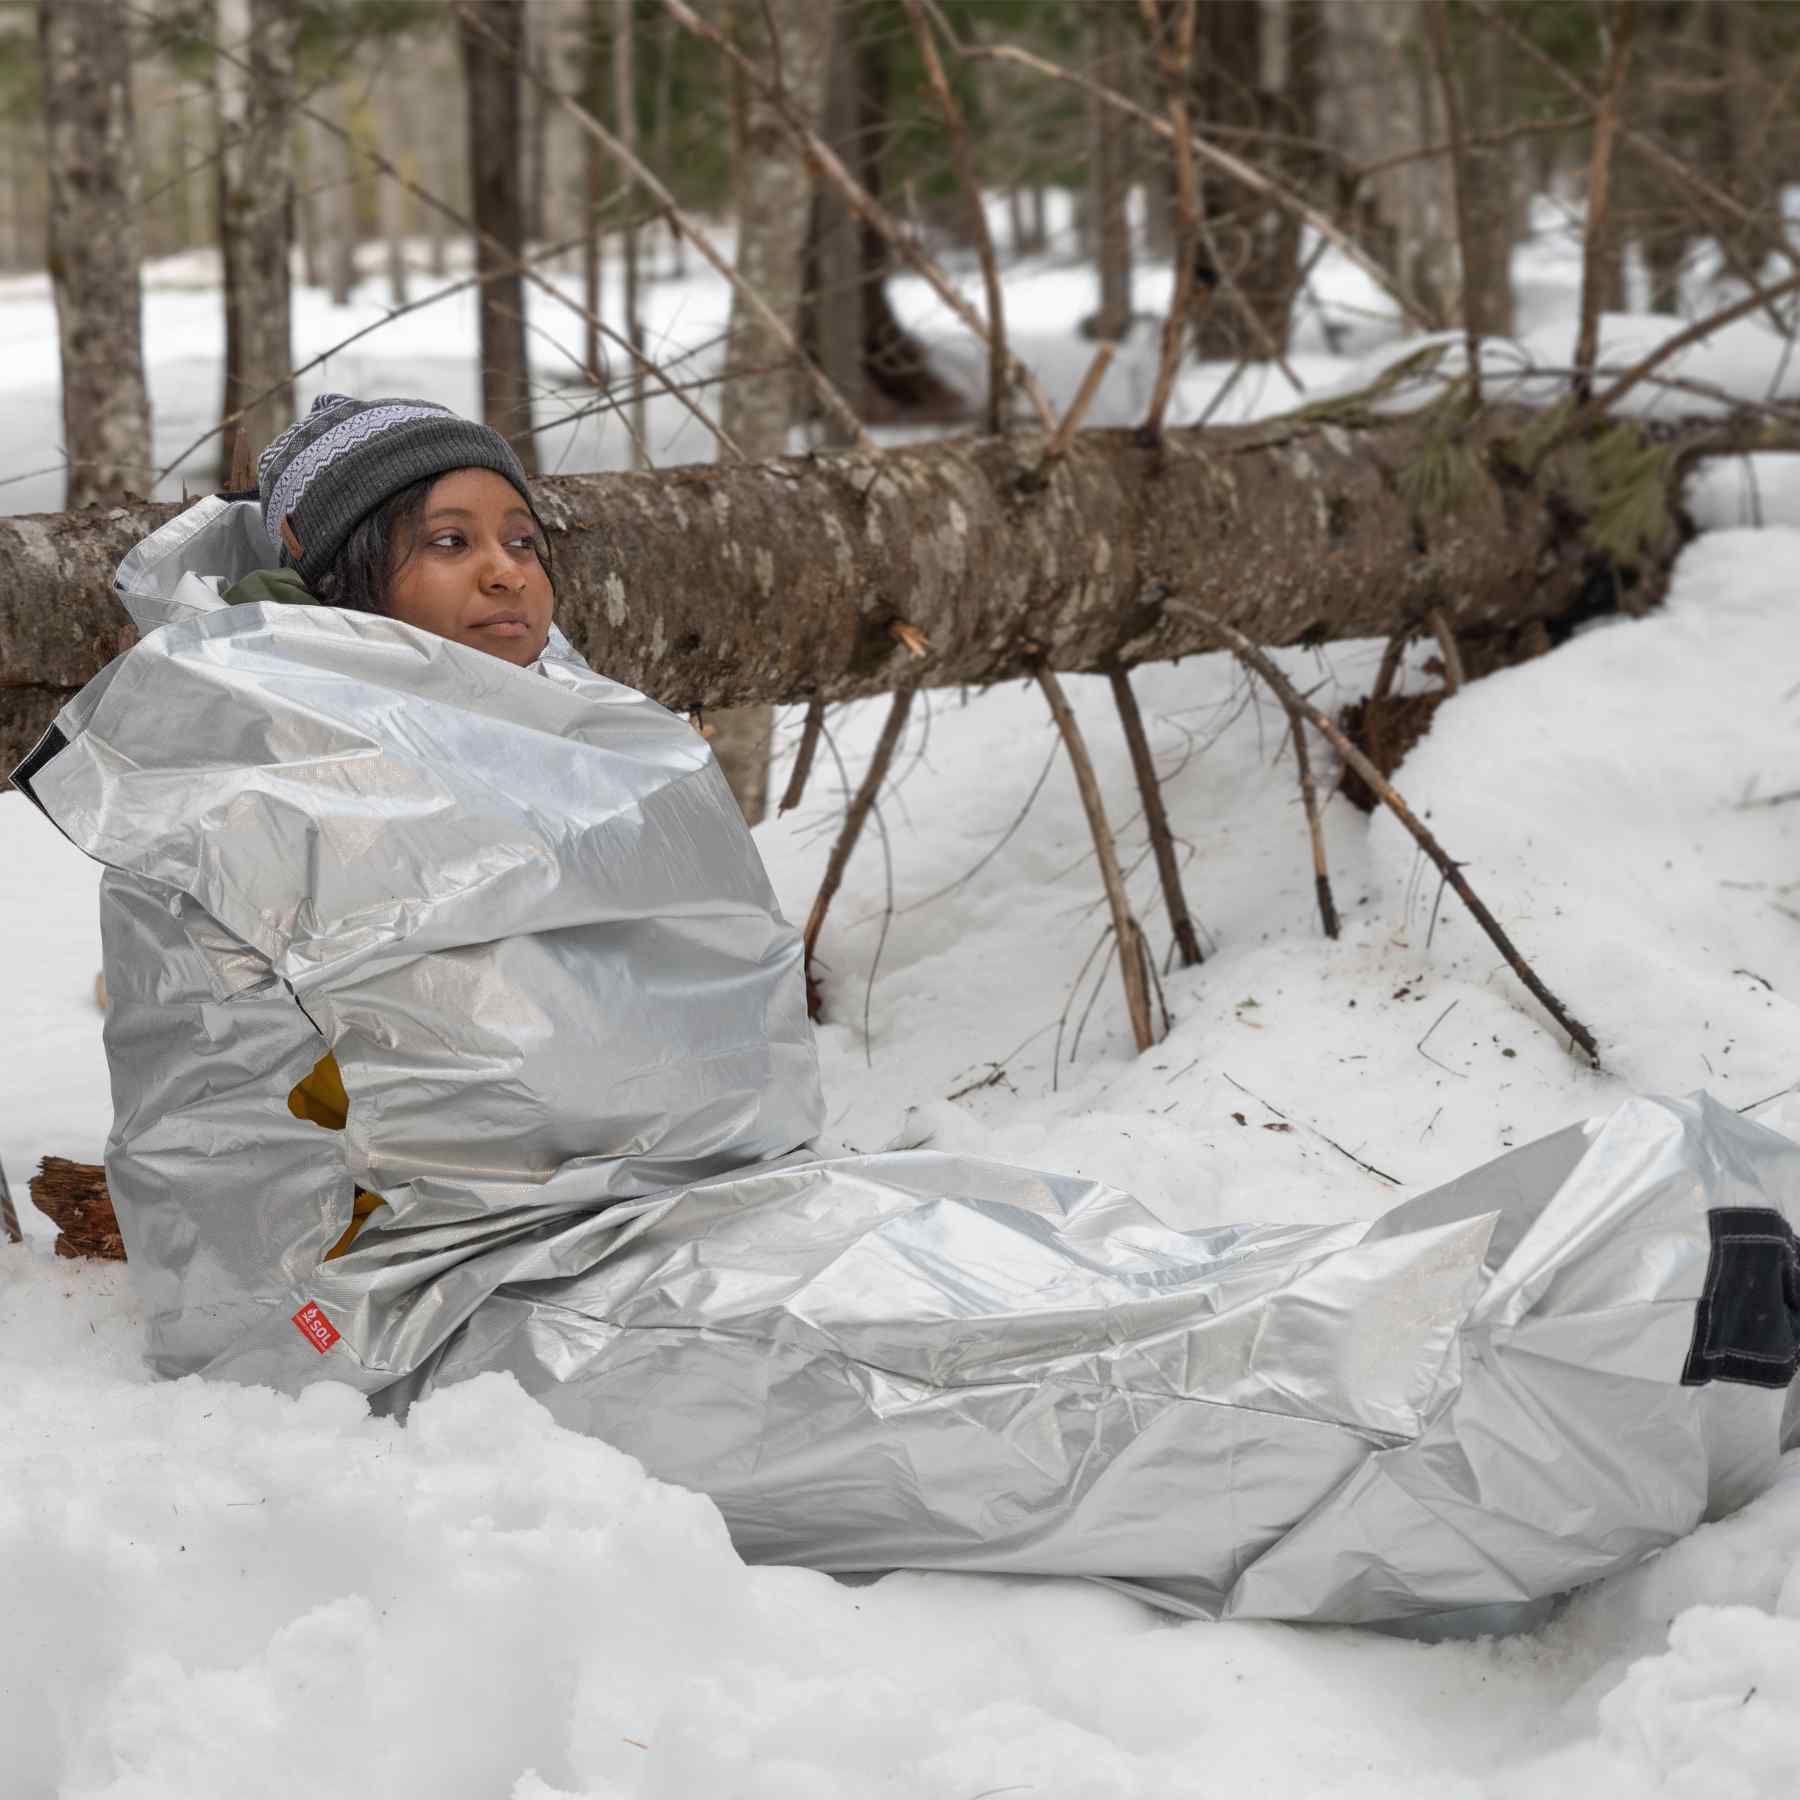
[
  {"left": 612, "top": 0, "right": 645, "bottom": 465},
  {"left": 378, "top": 111, "right": 411, "bottom": 311},
  {"left": 321, "top": 83, "right": 358, "bottom": 307},
  {"left": 582, "top": 0, "right": 607, "bottom": 385},
  {"left": 459, "top": 0, "right": 536, "bottom": 471},
  {"left": 804, "top": 1, "right": 964, "bottom": 426},
  {"left": 1, "top": 405, "right": 1726, "bottom": 769},
  {"left": 37, "top": 0, "right": 152, "bottom": 509},
  {"left": 216, "top": 0, "right": 301, "bottom": 483},
  {"left": 710, "top": 0, "right": 835, "bottom": 824},
  {"left": 1458, "top": 11, "right": 1517, "bottom": 339},
  {"left": 812, "top": 4, "right": 865, "bottom": 427},
  {"left": 1086, "top": 0, "right": 1133, "bottom": 342}
]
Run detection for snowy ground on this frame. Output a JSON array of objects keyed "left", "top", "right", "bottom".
[{"left": 4, "top": 199, "right": 1799, "bottom": 1796}]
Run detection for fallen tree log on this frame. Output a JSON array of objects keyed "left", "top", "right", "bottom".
[{"left": 0, "top": 404, "right": 1758, "bottom": 768}]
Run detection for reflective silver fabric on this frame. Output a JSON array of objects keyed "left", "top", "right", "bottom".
[{"left": 18, "top": 501, "right": 1799, "bottom": 1629}]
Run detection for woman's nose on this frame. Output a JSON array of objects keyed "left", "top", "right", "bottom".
[{"left": 479, "top": 542, "right": 526, "bottom": 589}]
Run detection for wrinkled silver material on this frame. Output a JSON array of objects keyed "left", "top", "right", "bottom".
[{"left": 19, "top": 499, "right": 1799, "bottom": 1628}]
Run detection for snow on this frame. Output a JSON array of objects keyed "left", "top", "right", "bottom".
[{"left": 5, "top": 202, "right": 1800, "bottom": 1796}]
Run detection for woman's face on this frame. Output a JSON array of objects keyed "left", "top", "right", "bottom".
[{"left": 385, "top": 468, "right": 554, "bottom": 667}]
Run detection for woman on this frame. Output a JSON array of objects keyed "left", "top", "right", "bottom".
[{"left": 15, "top": 395, "right": 1798, "bottom": 1632}]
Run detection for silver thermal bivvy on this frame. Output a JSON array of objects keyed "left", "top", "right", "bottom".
[{"left": 14, "top": 497, "right": 1799, "bottom": 1631}]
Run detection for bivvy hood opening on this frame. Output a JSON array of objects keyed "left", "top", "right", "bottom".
[{"left": 12, "top": 498, "right": 1799, "bottom": 1631}]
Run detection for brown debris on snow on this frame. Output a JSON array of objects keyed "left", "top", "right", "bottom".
[{"left": 29, "top": 1158, "right": 125, "bottom": 1261}]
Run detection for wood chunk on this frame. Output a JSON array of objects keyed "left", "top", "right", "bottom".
[{"left": 29, "top": 1158, "right": 125, "bottom": 1261}]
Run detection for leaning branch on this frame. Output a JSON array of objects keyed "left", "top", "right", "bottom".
[
  {"left": 903, "top": 0, "right": 1010, "bottom": 436},
  {"left": 1174, "top": 606, "right": 1601, "bottom": 1065}
]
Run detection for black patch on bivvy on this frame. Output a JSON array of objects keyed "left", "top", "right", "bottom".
[
  {"left": 9, "top": 721, "right": 68, "bottom": 815},
  {"left": 1682, "top": 1207, "right": 1800, "bottom": 1389}
]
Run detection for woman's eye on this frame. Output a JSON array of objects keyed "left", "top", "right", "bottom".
[{"left": 429, "top": 532, "right": 465, "bottom": 550}]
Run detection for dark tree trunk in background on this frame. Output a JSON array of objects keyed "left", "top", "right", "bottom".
[
  {"left": 459, "top": 0, "right": 537, "bottom": 471},
  {"left": 1184, "top": 0, "right": 1325, "bottom": 360},
  {"left": 37, "top": 0, "right": 152, "bottom": 508},
  {"left": 1458, "top": 12, "right": 1517, "bottom": 338},
  {"left": 711, "top": 0, "right": 835, "bottom": 824},
  {"left": 216, "top": 0, "right": 301, "bottom": 481},
  {"left": 1086, "top": 0, "right": 1133, "bottom": 341},
  {"left": 582, "top": 0, "right": 608, "bottom": 384},
  {"left": 320, "top": 84, "right": 358, "bottom": 307},
  {"left": 813, "top": 4, "right": 865, "bottom": 426},
  {"left": 805, "top": 1, "right": 964, "bottom": 425}
]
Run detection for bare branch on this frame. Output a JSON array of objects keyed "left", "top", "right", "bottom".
[
  {"left": 902, "top": 0, "right": 1009, "bottom": 436},
  {"left": 1289, "top": 712, "right": 1339, "bottom": 940},
  {"left": 1175, "top": 606, "right": 1601, "bottom": 1066},
  {"left": 1108, "top": 667, "right": 1203, "bottom": 968},
  {"left": 1038, "top": 667, "right": 1156, "bottom": 1054},
  {"left": 778, "top": 697, "right": 826, "bottom": 815},
  {"left": 803, "top": 687, "right": 916, "bottom": 1017}
]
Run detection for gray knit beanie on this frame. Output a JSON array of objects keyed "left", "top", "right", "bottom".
[{"left": 256, "top": 394, "right": 533, "bottom": 588}]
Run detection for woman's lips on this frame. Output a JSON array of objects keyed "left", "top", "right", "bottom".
[{"left": 471, "top": 614, "right": 531, "bottom": 637}]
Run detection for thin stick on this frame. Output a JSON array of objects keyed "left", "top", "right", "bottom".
[
  {"left": 1108, "top": 667, "right": 1202, "bottom": 967},
  {"left": 969, "top": 41, "right": 1431, "bottom": 331},
  {"left": 1423, "top": 0, "right": 1482, "bottom": 406},
  {"left": 462, "top": 3, "right": 872, "bottom": 454},
  {"left": 665, "top": 0, "right": 1058, "bottom": 433},
  {"left": 802, "top": 688, "right": 915, "bottom": 1013},
  {"left": 1573, "top": 2, "right": 1635, "bottom": 400},
  {"left": 1289, "top": 711, "right": 1339, "bottom": 940},
  {"left": 902, "top": 0, "right": 1009, "bottom": 436},
  {"left": 1138, "top": 0, "right": 1200, "bottom": 444},
  {"left": 1175, "top": 606, "right": 1601, "bottom": 1066},
  {"left": 1039, "top": 344, "right": 1115, "bottom": 467},
  {"left": 1546, "top": 270, "right": 1800, "bottom": 456},
  {"left": 778, "top": 697, "right": 826, "bottom": 815},
  {"left": 1221, "top": 1073, "right": 1400, "bottom": 1185},
  {"left": 1354, "top": 110, "right": 1588, "bottom": 182},
  {"left": 1425, "top": 608, "right": 1465, "bottom": 694},
  {"left": 1038, "top": 667, "right": 1155, "bottom": 1053}
]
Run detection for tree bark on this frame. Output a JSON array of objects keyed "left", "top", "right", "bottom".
[
  {"left": 459, "top": 0, "right": 537, "bottom": 471},
  {"left": 37, "top": 0, "right": 152, "bottom": 509},
  {"left": 711, "top": 0, "right": 835, "bottom": 825},
  {"left": 216, "top": 0, "right": 301, "bottom": 483},
  {"left": 1, "top": 406, "right": 1717, "bottom": 770}
]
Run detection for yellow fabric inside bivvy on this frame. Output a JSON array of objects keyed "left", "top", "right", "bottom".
[{"left": 287, "top": 1051, "right": 385, "bottom": 1261}]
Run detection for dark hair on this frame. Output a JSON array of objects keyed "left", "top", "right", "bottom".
[{"left": 311, "top": 473, "right": 556, "bottom": 615}]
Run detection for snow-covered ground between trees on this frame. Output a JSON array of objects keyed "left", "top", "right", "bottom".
[{"left": 3, "top": 206, "right": 1799, "bottom": 1796}]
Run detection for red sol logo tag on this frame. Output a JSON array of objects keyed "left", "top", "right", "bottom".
[{"left": 292, "top": 1300, "right": 340, "bottom": 1354}]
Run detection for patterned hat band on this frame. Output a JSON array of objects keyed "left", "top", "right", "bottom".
[{"left": 255, "top": 393, "right": 534, "bottom": 589}]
